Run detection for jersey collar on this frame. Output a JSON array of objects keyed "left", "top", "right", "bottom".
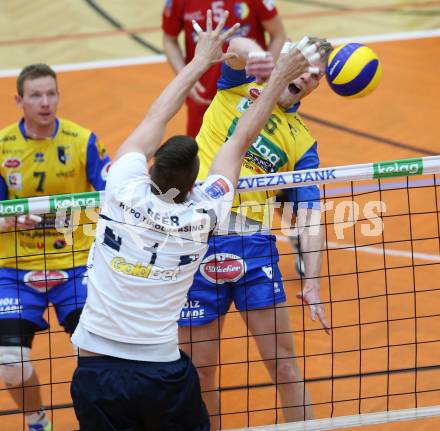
[
  {"left": 19, "top": 117, "right": 60, "bottom": 140},
  {"left": 284, "top": 102, "right": 300, "bottom": 113}
]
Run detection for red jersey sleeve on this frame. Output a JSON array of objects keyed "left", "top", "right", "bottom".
[
  {"left": 162, "top": 0, "right": 185, "bottom": 36},
  {"left": 254, "top": 0, "right": 278, "bottom": 21}
]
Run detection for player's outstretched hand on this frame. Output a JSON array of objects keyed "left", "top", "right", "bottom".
[
  {"left": 273, "top": 36, "right": 330, "bottom": 85},
  {"left": 246, "top": 52, "right": 275, "bottom": 84},
  {"left": 296, "top": 280, "right": 331, "bottom": 335},
  {"left": 307, "top": 36, "right": 333, "bottom": 65},
  {"left": 193, "top": 10, "right": 240, "bottom": 67}
]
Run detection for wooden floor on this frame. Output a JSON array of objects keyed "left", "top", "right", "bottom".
[
  {"left": 1, "top": 0, "right": 440, "bottom": 69},
  {"left": 0, "top": 1, "right": 440, "bottom": 430}
]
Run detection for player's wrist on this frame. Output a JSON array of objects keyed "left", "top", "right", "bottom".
[{"left": 190, "top": 55, "right": 211, "bottom": 73}]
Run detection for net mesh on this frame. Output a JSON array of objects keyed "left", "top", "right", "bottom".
[{"left": 1, "top": 160, "right": 440, "bottom": 430}]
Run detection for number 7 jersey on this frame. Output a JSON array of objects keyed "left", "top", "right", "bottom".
[{"left": 0, "top": 118, "right": 110, "bottom": 270}]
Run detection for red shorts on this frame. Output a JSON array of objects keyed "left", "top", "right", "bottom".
[{"left": 186, "top": 101, "right": 209, "bottom": 138}]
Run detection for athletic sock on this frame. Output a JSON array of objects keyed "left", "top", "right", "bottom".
[{"left": 25, "top": 408, "right": 50, "bottom": 430}]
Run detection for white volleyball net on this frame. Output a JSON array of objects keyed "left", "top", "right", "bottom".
[{"left": 1, "top": 156, "right": 440, "bottom": 430}]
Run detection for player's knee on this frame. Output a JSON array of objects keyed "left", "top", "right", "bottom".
[
  {"left": 197, "top": 365, "right": 218, "bottom": 388},
  {"left": 276, "top": 360, "right": 298, "bottom": 384},
  {"left": 0, "top": 346, "right": 33, "bottom": 387}
]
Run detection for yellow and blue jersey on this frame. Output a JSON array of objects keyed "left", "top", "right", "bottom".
[
  {"left": 196, "top": 63, "right": 320, "bottom": 223},
  {"left": 0, "top": 118, "right": 110, "bottom": 270}
]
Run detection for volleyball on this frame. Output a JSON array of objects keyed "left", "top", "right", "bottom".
[{"left": 325, "top": 43, "right": 382, "bottom": 98}]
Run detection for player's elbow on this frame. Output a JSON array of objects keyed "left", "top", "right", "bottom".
[
  {"left": 227, "top": 38, "right": 263, "bottom": 67},
  {"left": 272, "top": 25, "right": 286, "bottom": 41},
  {"left": 162, "top": 34, "right": 179, "bottom": 56},
  {"left": 265, "top": 16, "right": 286, "bottom": 41}
]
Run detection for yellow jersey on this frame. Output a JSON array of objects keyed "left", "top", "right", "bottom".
[
  {"left": 196, "top": 63, "right": 321, "bottom": 223},
  {"left": 0, "top": 118, "right": 110, "bottom": 270}
]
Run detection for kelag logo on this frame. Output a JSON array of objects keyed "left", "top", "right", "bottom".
[
  {"left": 373, "top": 158, "right": 423, "bottom": 178},
  {"left": 248, "top": 135, "right": 288, "bottom": 171},
  {"left": 49, "top": 192, "right": 100, "bottom": 211},
  {"left": 0, "top": 199, "right": 28, "bottom": 216},
  {"left": 227, "top": 117, "right": 288, "bottom": 172}
]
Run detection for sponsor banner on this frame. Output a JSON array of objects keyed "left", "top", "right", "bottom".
[
  {"left": 228, "top": 117, "right": 288, "bottom": 172},
  {"left": 205, "top": 178, "right": 230, "bottom": 199},
  {"left": 373, "top": 158, "right": 423, "bottom": 178},
  {"left": 200, "top": 253, "right": 246, "bottom": 284},
  {"left": 0, "top": 135, "right": 17, "bottom": 143},
  {"left": 180, "top": 298, "right": 206, "bottom": 319},
  {"left": 0, "top": 297, "right": 22, "bottom": 314},
  {"left": 0, "top": 198, "right": 29, "bottom": 216},
  {"left": 236, "top": 97, "right": 252, "bottom": 113},
  {"left": 247, "top": 135, "right": 288, "bottom": 172},
  {"left": 2, "top": 157, "right": 21, "bottom": 168},
  {"left": 110, "top": 257, "right": 180, "bottom": 281},
  {"left": 57, "top": 145, "right": 68, "bottom": 164},
  {"left": 34, "top": 152, "right": 45, "bottom": 163},
  {"left": 49, "top": 192, "right": 100, "bottom": 212},
  {"left": 236, "top": 168, "right": 338, "bottom": 191},
  {"left": 1, "top": 156, "right": 439, "bottom": 218},
  {"left": 7, "top": 173, "right": 22, "bottom": 190},
  {"left": 248, "top": 87, "right": 261, "bottom": 99},
  {"left": 24, "top": 270, "right": 69, "bottom": 292}
]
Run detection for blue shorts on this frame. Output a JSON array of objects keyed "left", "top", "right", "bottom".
[
  {"left": 179, "top": 234, "right": 286, "bottom": 326},
  {"left": 0, "top": 266, "right": 87, "bottom": 330},
  {"left": 71, "top": 351, "right": 209, "bottom": 431}
]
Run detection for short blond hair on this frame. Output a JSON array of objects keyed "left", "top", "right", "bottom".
[{"left": 17, "top": 63, "right": 57, "bottom": 97}]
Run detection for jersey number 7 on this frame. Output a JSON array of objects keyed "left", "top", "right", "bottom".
[{"left": 34, "top": 171, "right": 46, "bottom": 192}]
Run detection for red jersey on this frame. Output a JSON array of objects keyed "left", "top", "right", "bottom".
[{"left": 162, "top": 0, "right": 278, "bottom": 102}]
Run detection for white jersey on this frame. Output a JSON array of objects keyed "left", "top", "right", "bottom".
[{"left": 75, "top": 152, "right": 233, "bottom": 345}]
